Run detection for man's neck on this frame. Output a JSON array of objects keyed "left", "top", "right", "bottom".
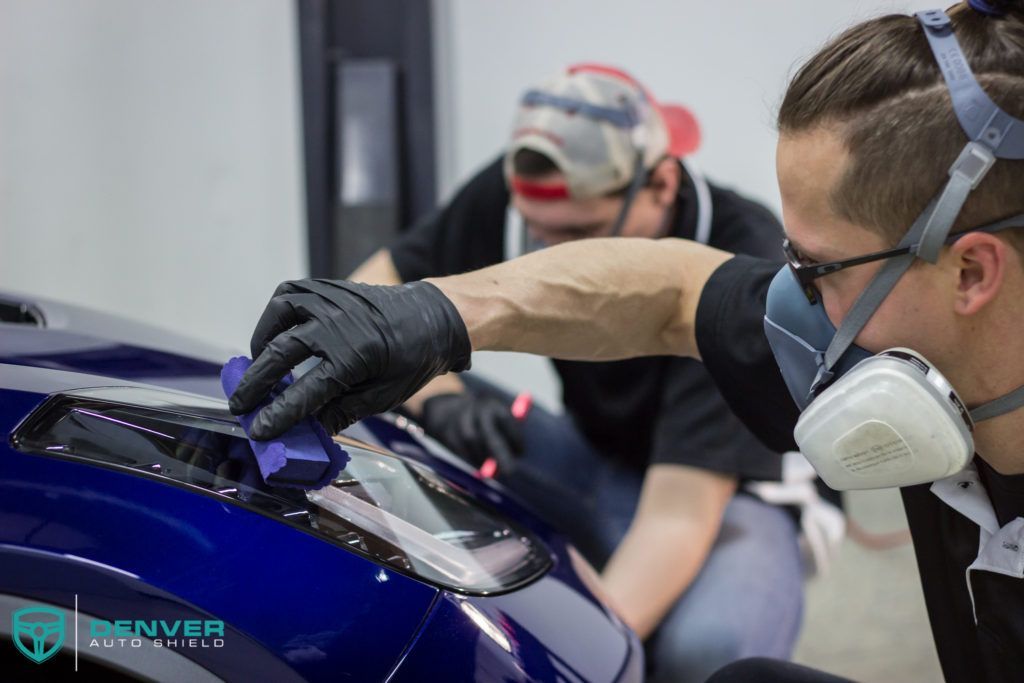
[
  {"left": 975, "top": 411, "right": 1024, "bottom": 475},
  {"left": 655, "top": 200, "right": 678, "bottom": 239}
]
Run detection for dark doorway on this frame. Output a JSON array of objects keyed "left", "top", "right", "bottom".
[{"left": 297, "top": 0, "right": 436, "bottom": 277}]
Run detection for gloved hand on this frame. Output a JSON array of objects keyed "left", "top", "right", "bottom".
[
  {"left": 228, "top": 279, "right": 472, "bottom": 440},
  {"left": 418, "top": 392, "right": 525, "bottom": 473}
]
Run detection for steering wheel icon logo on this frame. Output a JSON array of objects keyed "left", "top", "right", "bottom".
[{"left": 12, "top": 606, "right": 65, "bottom": 664}]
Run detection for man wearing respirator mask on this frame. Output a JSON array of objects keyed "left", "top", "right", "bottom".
[{"left": 231, "top": 1, "right": 1024, "bottom": 680}]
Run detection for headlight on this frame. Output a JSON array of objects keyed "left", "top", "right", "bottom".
[{"left": 11, "top": 387, "right": 551, "bottom": 595}]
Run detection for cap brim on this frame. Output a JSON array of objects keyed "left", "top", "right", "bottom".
[{"left": 660, "top": 104, "right": 701, "bottom": 157}]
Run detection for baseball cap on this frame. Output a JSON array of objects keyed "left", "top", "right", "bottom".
[{"left": 504, "top": 63, "right": 702, "bottom": 201}]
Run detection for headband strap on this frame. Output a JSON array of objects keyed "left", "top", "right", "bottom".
[{"left": 917, "top": 9, "right": 1024, "bottom": 159}]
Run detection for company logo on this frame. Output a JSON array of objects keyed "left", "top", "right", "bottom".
[
  {"left": 12, "top": 605, "right": 66, "bottom": 664},
  {"left": 9, "top": 600, "right": 225, "bottom": 670},
  {"left": 89, "top": 618, "right": 225, "bottom": 649}
]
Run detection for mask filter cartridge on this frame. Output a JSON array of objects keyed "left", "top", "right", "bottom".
[{"left": 794, "top": 349, "right": 974, "bottom": 490}]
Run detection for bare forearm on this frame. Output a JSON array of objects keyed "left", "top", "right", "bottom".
[
  {"left": 349, "top": 248, "right": 403, "bottom": 286},
  {"left": 428, "top": 237, "right": 731, "bottom": 361},
  {"left": 600, "top": 465, "right": 737, "bottom": 639},
  {"left": 601, "top": 519, "right": 715, "bottom": 639}
]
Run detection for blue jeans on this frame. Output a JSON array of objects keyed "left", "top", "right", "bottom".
[{"left": 464, "top": 375, "right": 805, "bottom": 683}]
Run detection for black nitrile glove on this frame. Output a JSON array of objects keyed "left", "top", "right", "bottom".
[
  {"left": 419, "top": 392, "right": 525, "bottom": 473},
  {"left": 228, "top": 279, "right": 472, "bottom": 440}
]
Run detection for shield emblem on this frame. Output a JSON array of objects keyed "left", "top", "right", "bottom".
[{"left": 12, "top": 606, "right": 65, "bottom": 664}]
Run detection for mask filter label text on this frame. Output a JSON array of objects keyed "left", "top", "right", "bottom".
[{"left": 834, "top": 420, "right": 913, "bottom": 476}]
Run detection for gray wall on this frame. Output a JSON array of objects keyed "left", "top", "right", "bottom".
[{"left": 0, "top": 0, "right": 305, "bottom": 354}]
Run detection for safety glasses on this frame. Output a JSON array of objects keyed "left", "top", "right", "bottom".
[
  {"left": 781, "top": 239, "right": 915, "bottom": 304},
  {"left": 783, "top": 212, "right": 1024, "bottom": 305}
]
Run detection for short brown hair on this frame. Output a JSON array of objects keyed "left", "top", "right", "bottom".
[{"left": 777, "top": 2, "right": 1024, "bottom": 246}]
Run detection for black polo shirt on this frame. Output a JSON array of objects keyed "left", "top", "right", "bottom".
[
  {"left": 696, "top": 254, "right": 1024, "bottom": 683},
  {"left": 390, "top": 154, "right": 785, "bottom": 480}
]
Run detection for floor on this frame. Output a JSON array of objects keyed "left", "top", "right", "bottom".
[{"left": 791, "top": 488, "right": 944, "bottom": 682}]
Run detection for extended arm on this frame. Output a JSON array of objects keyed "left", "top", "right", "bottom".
[
  {"left": 431, "top": 237, "right": 731, "bottom": 360},
  {"left": 229, "top": 237, "right": 732, "bottom": 439}
]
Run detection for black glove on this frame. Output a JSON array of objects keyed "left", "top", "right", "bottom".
[
  {"left": 419, "top": 392, "right": 525, "bottom": 473},
  {"left": 228, "top": 279, "right": 472, "bottom": 440}
]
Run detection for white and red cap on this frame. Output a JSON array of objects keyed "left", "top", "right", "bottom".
[{"left": 504, "top": 63, "right": 701, "bottom": 201}]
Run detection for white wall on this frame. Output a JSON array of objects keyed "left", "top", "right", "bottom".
[
  {"left": 432, "top": 0, "right": 938, "bottom": 409},
  {"left": 0, "top": 0, "right": 305, "bottom": 354}
]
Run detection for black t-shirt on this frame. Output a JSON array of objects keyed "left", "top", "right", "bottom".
[
  {"left": 695, "top": 254, "right": 1024, "bottom": 683},
  {"left": 390, "top": 154, "right": 785, "bottom": 479},
  {"left": 977, "top": 457, "right": 1024, "bottom": 527}
]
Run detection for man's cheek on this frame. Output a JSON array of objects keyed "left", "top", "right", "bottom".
[
  {"left": 820, "top": 270, "right": 872, "bottom": 328},
  {"left": 820, "top": 287, "right": 851, "bottom": 329}
]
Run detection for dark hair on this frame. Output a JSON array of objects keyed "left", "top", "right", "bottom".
[
  {"left": 777, "top": 1, "right": 1024, "bottom": 245},
  {"left": 510, "top": 148, "right": 656, "bottom": 198},
  {"left": 511, "top": 148, "right": 560, "bottom": 177}
]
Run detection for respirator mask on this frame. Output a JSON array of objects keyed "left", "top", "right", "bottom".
[{"left": 764, "top": 9, "right": 1024, "bottom": 490}]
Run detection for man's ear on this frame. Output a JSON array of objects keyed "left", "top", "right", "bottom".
[
  {"left": 950, "top": 232, "right": 1010, "bottom": 316},
  {"left": 647, "top": 157, "right": 681, "bottom": 207}
]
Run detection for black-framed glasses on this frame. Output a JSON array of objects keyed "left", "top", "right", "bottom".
[
  {"left": 781, "top": 238, "right": 915, "bottom": 304},
  {"left": 780, "top": 213, "right": 1024, "bottom": 305}
]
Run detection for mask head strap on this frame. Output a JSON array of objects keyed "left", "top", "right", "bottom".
[
  {"left": 608, "top": 153, "right": 647, "bottom": 237},
  {"left": 812, "top": 9, "right": 1024, "bottom": 392},
  {"left": 917, "top": 10, "right": 1024, "bottom": 158},
  {"left": 970, "top": 384, "right": 1024, "bottom": 421},
  {"left": 912, "top": 9, "right": 1024, "bottom": 262}
]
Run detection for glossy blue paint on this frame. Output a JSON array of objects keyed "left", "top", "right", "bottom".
[
  {"left": 0, "top": 544, "right": 307, "bottom": 682},
  {"left": 0, "top": 325, "right": 225, "bottom": 397},
  {"left": 390, "top": 561, "right": 641, "bottom": 682},
  {"left": 0, "top": 388, "right": 438, "bottom": 682},
  {"left": 1, "top": 325, "right": 223, "bottom": 377},
  {"left": 0, "top": 291, "right": 643, "bottom": 682}
]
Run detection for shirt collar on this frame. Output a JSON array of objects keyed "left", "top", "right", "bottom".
[{"left": 930, "top": 460, "right": 1000, "bottom": 534}]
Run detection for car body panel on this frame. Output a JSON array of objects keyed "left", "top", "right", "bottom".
[
  {"left": 389, "top": 583, "right": 637, "bottom": 682},
  {"left": 0, "top": 291, "right": 642, "bottom": 681},
  {"left": 0, "top": 373, "right": 439, "bottom": 682}
]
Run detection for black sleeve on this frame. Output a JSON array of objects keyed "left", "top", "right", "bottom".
[
  {"left": 389, "top": 155, "right": 509, "bottom": 282},
  {"left": 649, "top": 357, "right": 782, "bottom": 481},
  {"left": 704, "top": 184, "right": 785, "bottom": 260},
  {"left": 694, "top": 255, "right": 800, "bottom": 453},
  {"left": 648, "top": 185, "right": 789, "bottom": 478}
]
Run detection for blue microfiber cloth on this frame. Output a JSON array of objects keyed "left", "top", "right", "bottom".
[{"left": 221, "top": 356, "right": 349, "bottom": 490}]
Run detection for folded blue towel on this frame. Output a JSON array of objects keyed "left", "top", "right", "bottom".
[{"left": 221, "top": 356, "right": 349, "bottom": 490}]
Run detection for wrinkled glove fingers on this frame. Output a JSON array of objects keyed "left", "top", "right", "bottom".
[
  {"left": 315, "top": 390, "right": 379, "bottom": 436},
  {"left": 249, "top": 288, "right": 316, "bottom": 359},
  {"left": 229, "top": 324, "right": 317, "bottom": 415},
  {"left": 494, "top": 409, "right": 525, "bottom": 455},
  {"left": 478, "top": 412, "right": 518, "bottom": 473},
  {"left": 249, "top": 361, "right": 344, "bottom": 440},
  {"left": 461, "top": 407, "right": 499, "bottom": 466}
]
